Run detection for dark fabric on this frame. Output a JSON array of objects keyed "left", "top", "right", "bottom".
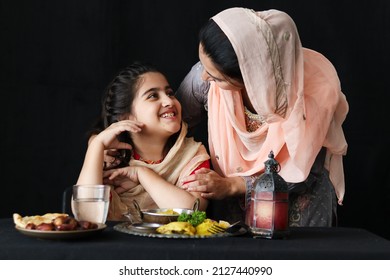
[
  {"left": 288, "top": 148, "right": 337, "bottom": 227},
  {"left": 2, "top": 219, "right": 389, "bottom": 260},
  {"left": 287, "top": 147, "right": 327, "bottom": 194},
  {"left": 206, "top": 197, "right": 245, "bottom": 224}
]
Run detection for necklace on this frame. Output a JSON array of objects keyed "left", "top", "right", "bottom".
[
  {"left": 138, "top": 157, "right": 164, "bottom": 164},
  {"left": 244, "top": 107, "right": 265, "bottom": 132},
  {"left": 132, "top": 150, "right": 164, "bottom": 164}
]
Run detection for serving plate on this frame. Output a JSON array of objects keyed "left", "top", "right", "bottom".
[
  {"left": 114, "top": 222, "right": 247, "bottom": 239},
  {"left": 15, "top": 223, "right": 107, "bottom": 240}
]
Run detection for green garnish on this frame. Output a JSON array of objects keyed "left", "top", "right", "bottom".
[{"left": 178, "top": 211, "right": 206, "bottom": 227}]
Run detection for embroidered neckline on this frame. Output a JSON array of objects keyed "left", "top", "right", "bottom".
[{"left": 244, "top": 107, "right": 265, "bottom": 132}]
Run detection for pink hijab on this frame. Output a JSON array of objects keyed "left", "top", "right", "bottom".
[{"left": 208, "top": 8, "right": 348, "bottom": 204}]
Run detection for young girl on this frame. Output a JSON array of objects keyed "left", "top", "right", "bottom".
[{"left": 77, "top": 62, "right": 210, "bottom": 221}]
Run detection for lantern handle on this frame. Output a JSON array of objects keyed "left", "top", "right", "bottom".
[
  {"left": 265, "top": 151, "right": 281, "bottom": 173},
  {"left": 275, "top": 162, "right": 281, "bottom": 173}
]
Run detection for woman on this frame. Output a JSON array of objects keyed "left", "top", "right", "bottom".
[
  {"left": 176, "top": 8, "right": 348, "bottom": 226},
  {"left": 77, "top": 62, "right": 210, "bottom": 221}
]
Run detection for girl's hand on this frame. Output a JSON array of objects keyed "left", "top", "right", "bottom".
[
  {"left": 90, "top": 120, "right": 144, "bottom": 169},
  {"left": 103, "top": 149, "right": 123, "bottom": 170},
  {"left": 104, "top": 166, "right": 143, "bottom": 194},
  {"left": 89, "top": 135, "right": 121, "bottom": 169},
  {"left": 92, "top": 120, "right": 144, "bottom": 151}
]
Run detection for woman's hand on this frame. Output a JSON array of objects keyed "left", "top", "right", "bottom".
[{"left": 180, "top": 168, "right": 246, "bottom": 200}]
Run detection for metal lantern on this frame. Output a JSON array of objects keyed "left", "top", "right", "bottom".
[{"left": 245, "top": 151, "right": 289, "bottom": 239}]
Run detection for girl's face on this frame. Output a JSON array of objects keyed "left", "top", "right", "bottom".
[
  {"left": 198, "top": 44, "right": 243, "bottom": 91},
  {"left": 130, "top": 72, "right": 182, "bottom": 137}
]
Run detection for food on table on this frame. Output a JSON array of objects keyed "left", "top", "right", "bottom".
[
  {"left": 13, "top": 213, "right": 68, "bottom": 228},
  {"left": 34, "top": 223, "right": 55, "bottom": 231},
  {"left": 158, "top": 213, "right": 231, "bottom": 236},
  {"left": 77, "top": 220, "right": 99, "bottom": 230},
  {"left": 177, "top": 210, "right": 206, "bottom": 226},
  {"left": 157, "top": 209, "right": 179, "bottom": 215},
  {"left": 196, "top": 219, "right": 230, "bottom": 236},
  {"left": 156, "top": 221, "right": 196, "bottom": 235},
  {"left": 13, "top": 213, "right": 99, "bottom": 231}
]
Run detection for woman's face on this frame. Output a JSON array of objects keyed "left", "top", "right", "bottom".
[
  {"left": 130, "top": 72, "right": 182, "bottom": 138},
  {"left": 198, "top": 44, "right": 243, "bottom": 91}
]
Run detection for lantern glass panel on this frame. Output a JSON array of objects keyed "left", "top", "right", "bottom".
[
  {"left": 274, "top": 201, "right": 289, "bottom": 230},
  {"left": 254, "top": 200, "right": 273, "bottom": 229}
]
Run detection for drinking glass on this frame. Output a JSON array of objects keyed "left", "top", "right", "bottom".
[{"left": 71, "top": 184, "right": 110, "bottom": 224}]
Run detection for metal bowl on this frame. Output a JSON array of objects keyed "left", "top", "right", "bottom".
[
  {"left": 133, "top": 199, "right": 199, "bottom": 225},
  {"left": 141, "top": 208, "right": 193, "bottom": 224}
]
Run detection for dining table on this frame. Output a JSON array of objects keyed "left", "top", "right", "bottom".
[{"left": 1, "top": 218, "right": 389, "bottom": 260}]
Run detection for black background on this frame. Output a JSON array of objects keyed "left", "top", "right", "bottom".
[{"left": 1, "top": 0, "right": 389, "bottom": 240}]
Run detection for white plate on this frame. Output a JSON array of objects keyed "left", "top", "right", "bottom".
[{"left": 15, "top": 223, "right": 107, "bottom": 240}]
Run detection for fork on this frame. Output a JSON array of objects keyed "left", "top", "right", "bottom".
[{"left": 207, "top": 220, "right": 241, "bottom": 234}]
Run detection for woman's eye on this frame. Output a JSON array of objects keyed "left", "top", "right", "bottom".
[{"left": 214, "top": 77, "right": 226, "bottom": 83}]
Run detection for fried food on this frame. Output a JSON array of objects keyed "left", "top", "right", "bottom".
[
  {"left": 195, "top": 219, "right": 218, "bottom": 236},
  {"left": 13, "top": 213, "right": 68, "bottom": 228},
  {"left": 218, "top": 220, "right": 230, "bottom": 229},
  {"left": 156, "top": 221, "right": 196, "bottom": 235},
  {"left": 195, "top": 219, "right": 229, "bottom": 235},
  {"left": 157, "top": 219, "right": 231, "bottom": 236},
  {"left": 13, "top": 213, "right": 99, "bottom": 231}
]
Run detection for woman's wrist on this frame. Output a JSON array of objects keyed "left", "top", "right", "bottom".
[{"left": 229, "top": 176, "right": 246, "bottom": 197}]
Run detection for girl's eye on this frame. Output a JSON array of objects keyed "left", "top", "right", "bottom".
[
  {"left": 146, "top": 89, "right": 175, "bottom": 100},
  {"left": 147, "top": 92, "right": 158, "bottom": 99},
  {"left": 166, "top": 90, "right": 175, "bottom": 97}
]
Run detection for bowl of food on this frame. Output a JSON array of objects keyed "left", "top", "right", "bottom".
[{"left": 132, "top": 199, "right": 199, "bottom": 225}]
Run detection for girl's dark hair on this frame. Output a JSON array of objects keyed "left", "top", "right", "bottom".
[
  {"left": 88, "top": 61, "right": 178, "bottom": 166},
  {"left": 199, "top": 19, "right": 243, "bottom": 82},
  {"left": 102, "top": 62, "right": 158, "bottom": 128}
]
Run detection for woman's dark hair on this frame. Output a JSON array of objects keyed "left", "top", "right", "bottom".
[
  {"left": 88, "top": 61, "right": 179, "bottom": 166},
  {"left": 199, "top": 19, "right": 243, "bottom": 82}
]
